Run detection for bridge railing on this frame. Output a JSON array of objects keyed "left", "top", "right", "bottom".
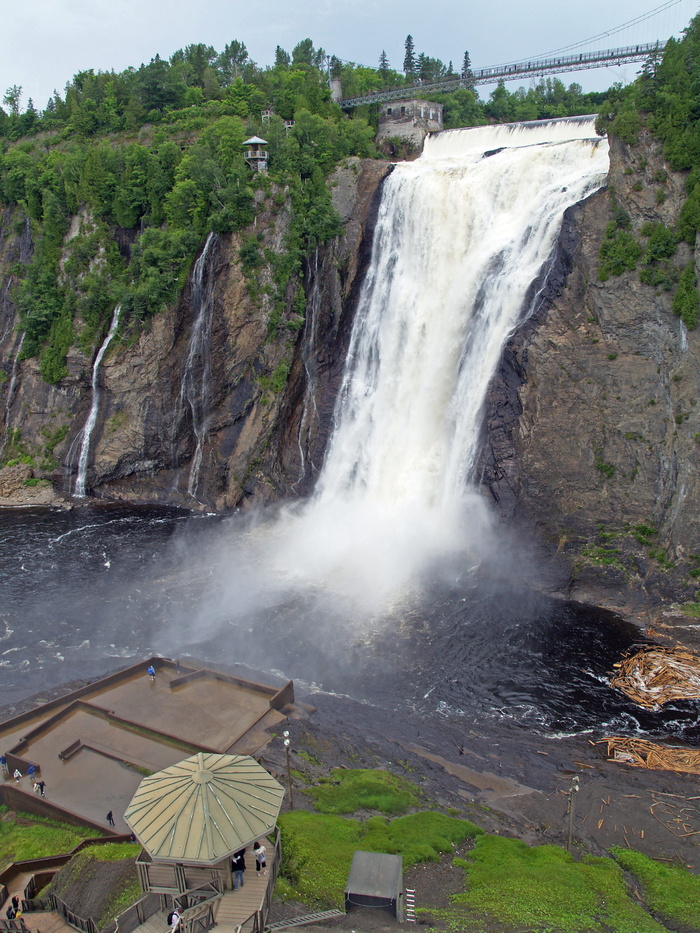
[{"left": 340, "top": 42, "right": 662, "bottom": 109}]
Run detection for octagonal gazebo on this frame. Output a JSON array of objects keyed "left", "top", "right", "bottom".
[{"left": 125, "top": 752, "right": 284, "bottom": 896}]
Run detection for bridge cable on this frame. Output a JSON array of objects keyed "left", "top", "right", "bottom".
[{"left": 488, "top": 0, "right": 686, "bottom": 68}]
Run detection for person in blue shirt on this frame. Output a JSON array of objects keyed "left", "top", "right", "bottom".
[{"left": 147, "top": 665, "right": 156, "bottom": 681}]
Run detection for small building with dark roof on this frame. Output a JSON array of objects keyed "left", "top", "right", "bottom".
[{"left": 345, "top": 851, "right": 404, "bottom": 921}]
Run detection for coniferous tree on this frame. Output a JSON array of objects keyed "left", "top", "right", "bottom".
[
  {"left": 274, "top": 46, "right": 290, "bottom": 69},
  {"left": 462, "top": 51, "right": 475, "bottom": 90},
  {"left": 403, "top": 35, "right": 416, "bottom": 77},
  {"left": 379, "top": 50, "right": 390, "bottom": 79}
]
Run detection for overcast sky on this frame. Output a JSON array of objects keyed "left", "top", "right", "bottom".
[{"left": 2, "top": 0, "right": 698, "bottom": 111}]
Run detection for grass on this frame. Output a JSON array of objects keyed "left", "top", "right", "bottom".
[
  {"left": 278, "top": 810, "right": 481, "bottom": 908},
  {"left": 306, "top": 768, "right": 420, "bottom": 815},
  {"left": 0, "top": 807, "right": 93, "bottom": 863},
  {"left": 98, "top": 873, "right": 142, "bottom": 926},
  {"left": 612, "top": 846, "right": 700, "bottom": 928},
  {"left": 85, "top": 842, "right": 141, "bottom": 861},
  {"left": 450, "top": 836, "right": 667, "bottom": 933}
]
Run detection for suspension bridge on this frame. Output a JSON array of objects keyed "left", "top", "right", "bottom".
[
  {"left": 338, "top": 0, "right": 697, "bottom": 109},
  {"left": 339, "top": 43, "right": 662, "bottom": 109}
]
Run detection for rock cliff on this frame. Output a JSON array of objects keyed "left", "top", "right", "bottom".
[
  {"left": 0, "top": 158, "right": 391, "bottom": 511},
  {"left": 481, "top": 132, "right": 700, "bottom": 618}
]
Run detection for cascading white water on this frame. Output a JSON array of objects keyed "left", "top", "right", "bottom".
[
  {"left": 181, "top": 232, "right": 217, "bottom": 498},
  {"left": 293, "top": 247, "right": 322, "bottom": 488},
  {"left": 0, "top": 332, "right": 24, "bottom": 459},
  {"left": 74, "top": 305, "right": 122, "bottom": 497},
  {"left": 262, "top": 118, "right": 609, "bottom": 610}
]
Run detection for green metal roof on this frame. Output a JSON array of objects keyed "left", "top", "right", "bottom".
[{"left": 124, "top": 752, "right": 284, "bottom": 864}]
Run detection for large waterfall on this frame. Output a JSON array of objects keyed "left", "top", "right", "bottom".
[{"left": 262, "top": 118, "right": 610, "bottom": 610}]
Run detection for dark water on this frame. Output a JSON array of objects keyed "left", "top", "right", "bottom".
[{"left": 0, "top": 504, "right": 698, "bottom": 744}]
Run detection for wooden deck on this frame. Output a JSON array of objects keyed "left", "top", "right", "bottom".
[
  {"left": 215, "top": 868, "right": 269, "bottom": 931},
  {"left": 13, "top": 912, "right": 74, "bottom": 933},
  {"left": 127, "top": 865, "right": 271, "bottom": 933}
]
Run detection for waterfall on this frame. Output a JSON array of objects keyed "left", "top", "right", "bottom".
[
  {"left": 181, "top": 232, "right": 217, "bottom": 499},
  {"left": 74, "top": 305, "right": 122, "bottom": 497},
  {"left": 263, "top": 118, "right": 609, "bottom": 610},
  {"left": 293, "top": 247, "right": 322, "bottom": 488},
  {"left": 1, "top": 332, "right": 24, "bottom": 457}
]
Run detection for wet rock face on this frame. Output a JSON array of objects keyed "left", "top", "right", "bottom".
[
  {"left": 0, "top": 160, "right": 392, "bottom": 512},
  {"left": 480, "top": 133, "right": 700, "bottom": 613}
]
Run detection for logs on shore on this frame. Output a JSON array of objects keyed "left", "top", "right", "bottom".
[
  {"left": 609, "top": 646, "right": 700, "bottom": 710},
  {"left": 600, "top": 737, "right": 700, "bottom": 775}
]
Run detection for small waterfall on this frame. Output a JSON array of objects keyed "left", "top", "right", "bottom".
[
  {"left": 180, "top": 232, "right": 217, "bottom": 499},
  {"left": 1, "top": 332, "right": 24, "bottom": 457},
  {"left": 293, "top": 248, "right": 322, "bottom": 488},
  {"left": 73, "top": 305, "right": 122, "bottom": 497}
]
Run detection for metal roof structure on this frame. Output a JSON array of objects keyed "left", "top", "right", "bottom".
[{"left": 124, "top": 752, "right": 284, "bottom": 865}]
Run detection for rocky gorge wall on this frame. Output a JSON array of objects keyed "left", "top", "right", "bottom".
[
  {"left": 480, "top": 131, "right": 700, "bottom": 620},
  {"left": 0, "top": 158, "right": 391, "bottom": 512},
  {"left": 2, "top": 132, "right": 700, "bottom": 622}
]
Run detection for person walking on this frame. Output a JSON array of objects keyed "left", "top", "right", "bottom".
[
  {"left": 27, "top": 763, "right": 36, "bottom": 779},
  {"left": 11, "top": 896, "right": 20, "bottom": 912},
  {"left": 169, "top": 907, "right": 180, "bottom": 933},
  {"left": 231, "top": 848, "right": 246, "bottom": 890},
  {"left": 37, "top": 780, "right": 46, "bottom": 797},
  {"left": 147, "top": 665, "right": 156, "bottom": 682},
  {"left": 0, "top": 754, "right": 8, "bottom": 776},
  {"left": 13, "top": 768, "right": 21, "bottom": 782},
  {"left": 253, "top": 840, "right": 267, "bottom": 876},
  {"left": 106, "top": 810, "right": 115, "bottom": 827}
]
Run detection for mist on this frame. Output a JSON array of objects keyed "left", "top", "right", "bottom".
[{"left": 155, "top": 118, "right": 610, "bottom": 698}]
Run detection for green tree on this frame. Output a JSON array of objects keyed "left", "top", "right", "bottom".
[
  {"left": 403, "top": 35, "right": 416, "bottom": 78},
  {"left": 217, "top": 40, "right": 249, "bottom": 86},
  {"left": 3, "top": 85, "right": 22, "bottom": 116},
  {"left": 275, "top": 46, "right": 291, "bottom": 69},
  {"left": 379, "top": 51, "right": 390, "bottom": 80}
]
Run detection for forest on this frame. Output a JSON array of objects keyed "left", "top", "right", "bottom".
[{"left": 0, "top": 25, "right": 699, "bottom": 383}]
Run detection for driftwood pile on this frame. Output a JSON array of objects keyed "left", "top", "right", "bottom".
[
  {"left": 600, "top": 737, "right": 700, "bottom": 776},
  {"left": 609, "top": 645, "right": 700, "bottom": 710}
]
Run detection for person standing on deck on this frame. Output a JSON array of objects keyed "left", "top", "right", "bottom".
[
  {"left": 232, "top": 849, "right": 246, "bottom": 889},
  {"left": 147, "top": 665, "right": 156, "bottom": 681},
  {"left": 253, "top": 840, "right": 267, "bottom": 876},
  {"left": 107, "top": 810, "right": 115, "bottom": 827}
]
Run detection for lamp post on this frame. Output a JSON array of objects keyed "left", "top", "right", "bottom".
[{"left": 283, "top": 731, "right": 294, "bottom": 810}]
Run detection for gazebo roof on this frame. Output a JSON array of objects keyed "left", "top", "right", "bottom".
[
  {"left": 124, "top": 752, "right": 284, "bottom": 864},
  {"left": 243, "top": 135, "right": 268, "bottom": 146}
]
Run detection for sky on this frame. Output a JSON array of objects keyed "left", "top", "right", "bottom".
[{"left": 1, "top": 0, "right": 698, "bottom": 111}]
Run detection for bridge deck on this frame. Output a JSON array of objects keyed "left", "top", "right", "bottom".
[{"left": 340, "top": 41, "right": 661, "bottom": 108}]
